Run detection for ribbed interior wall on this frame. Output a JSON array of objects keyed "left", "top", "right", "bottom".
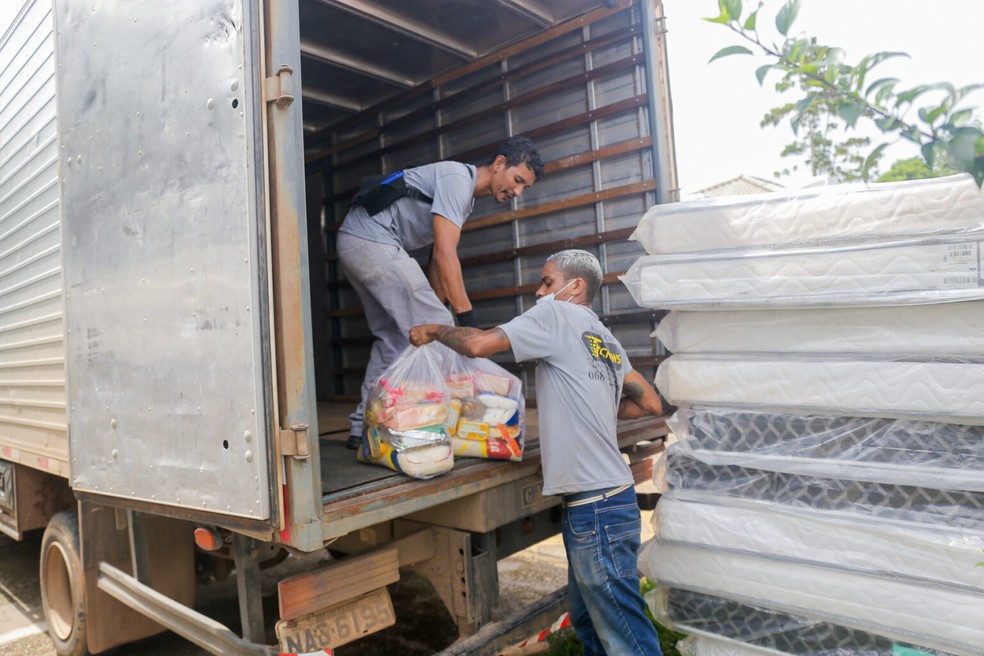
[
  {"left": 314, "top": 5, "right": 665, "bottom": 401},
  {"left": 0, "top": 0, "right": 67, "bottom": 476}
]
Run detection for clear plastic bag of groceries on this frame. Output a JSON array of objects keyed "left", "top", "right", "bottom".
[
  {"left": 357, "top": 343, "right": 454, "bottom": 479},
  {"left": 438, "top": 345, "right": 525, "bottom": 461}
]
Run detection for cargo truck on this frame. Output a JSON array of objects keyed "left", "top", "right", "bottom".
[{"left": 0, "top": 0, "right": 677, "bottom": 653}]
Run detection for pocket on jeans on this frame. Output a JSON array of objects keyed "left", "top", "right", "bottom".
[
  {"left": 565, "top": 507, "right": 597, "bottom": 539},
  {"left": 605, "top": 518, "right": 641, "bottom": 578}
]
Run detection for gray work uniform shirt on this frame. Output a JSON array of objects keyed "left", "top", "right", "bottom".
[
  {"left": 499, "top": 301, "right": 634, "bottom": 496},
  {"left": 339, "top": 161, "right": 477, "bottom": 250}
]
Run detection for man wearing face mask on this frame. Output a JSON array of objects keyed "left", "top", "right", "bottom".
[
  {"left": 409, "top": 249, "right": 664, "bottom": 656},
  {"left": 338, "top": 136, "right": 543, "bottom": 449}
]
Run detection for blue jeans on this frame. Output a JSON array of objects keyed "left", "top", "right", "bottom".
[{"left": 562, "top": 487, "right": 662, "bottom": 656}]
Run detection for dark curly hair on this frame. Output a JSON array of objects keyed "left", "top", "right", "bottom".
[{"left": 491, "top": 136, "right": 544, "bottom": 180}]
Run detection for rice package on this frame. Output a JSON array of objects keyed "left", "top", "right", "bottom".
[
  {"left": 439, "top": 346, "right": 525, "bottom": 461},
  {"left": 357, "top": 344, "right": 454, "bottom": 479}
]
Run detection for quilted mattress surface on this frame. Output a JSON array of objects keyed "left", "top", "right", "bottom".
[
  {"left": 644, "top": 542, "right": 984, "bottom": 656},
  {"left": 652, "top": 587, "right": 956, "bottom": 656},
  {"left": 666, "top": 453, "right": 984, "bottom": 532},
  {"left": 622, "top": 237, "right": 984, "bottom": 310},
  {"left": 668, "top": 407, "right": 984, "bottom": 491},
  {"left": 630, "top": 173, "right": 984, "bottom": 255},
  {"left": 655, "top": 356, "right": 984, "bottom": 424},
  {"left": 653, "top": 302, "right": 984, "bottom": 356}
]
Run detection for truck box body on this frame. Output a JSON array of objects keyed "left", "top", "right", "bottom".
[
  {"left": 0, "top": 0, "right": 675, "bottom": 652},
  {"left": 0, "top": 0, "right": 64, "bottom": 477}
]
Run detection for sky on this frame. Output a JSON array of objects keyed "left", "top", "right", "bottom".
[
  {"left": 1, "top": 1, "right": 980, "bottom": 195},
  {"left": 662, "top": 0, "right": 984, "bottom": 194}
]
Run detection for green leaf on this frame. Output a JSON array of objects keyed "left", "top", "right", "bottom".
[
  {"left": 875, "top": 83, "right": 898, "bottom": 106},
  {"left": 862, "top": 143, "right": 888, "bottom": 182},
  {"left": 723, "top": 0, "right": 743, "bottom": 22},
  {"left": 708, "top": 45, "right": 753, "bottom": 63},
  {"left": 900, "top": 126, "right": 923, "bottom": 145},
  {"left": 703, "top": 0, "right": 731, "bottom": 24},
  {"left": 972, "top": 165, "right": 984, "bottom": 189},
  {"left": 743, "top": 9, "right": 758, "bottom": 30},
  {"left": 874, "top": 116, "right": 901, "bottom": 132},
  {"left": 790, "top": 114, "right": 803, "bottom": 134},
  {"left": 917, "top": 103, "right": 947, "bottom": 127},
  {"left": 921, "top": 141, "right": 936, "bottom": 172},
  {"left": 950, "top": 108, "right": 975, "bottom": 126},
  {"left": 954, "top": 82, "right": 984, "bottom": 104},
  {"left": 788, "top": 97, "right": 815, "bottom": 135},
  {"left": 755, "top": 64, "right": 773, "bottom": 86},
  {"left": 836, "top": 102, "right": 865, "bottom": 129},
  {"left": 857, "top": 51, "right": 909, "bottom": 73},
  {"left": 824, "top": 47, "right": 845, "bottom": 69},
  {"left": 799, "top": 63, "right": 820, "bottom": 77},
  {"left": 775, "top": 0, "right": 801, "bottom": 36},
  {"left": 895, "top": 82, "right": 950, "bottom": 108},
  {"left": 864, "top": 77, "right": 899, "bottom": 100},
  {"left": 703, "top": 10, "right": 731, "bottom": 24}
]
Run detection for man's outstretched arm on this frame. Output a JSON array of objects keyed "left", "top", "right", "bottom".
[
  {"left": 410, "top": 324, "right": 511, "bottom": 359},
  {"left": 618, "top": 369, "right": 664, "bottom": 419}
]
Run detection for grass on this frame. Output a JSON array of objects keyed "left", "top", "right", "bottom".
[{"left": 543, "top": 579, "right": 687, "bottom": 655}]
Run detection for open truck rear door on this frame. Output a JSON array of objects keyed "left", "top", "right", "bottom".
[{"left": 53, "top": 0, "right": 305, "bottom": 531}]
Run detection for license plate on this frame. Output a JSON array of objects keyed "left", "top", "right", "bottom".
[{"left": 276, "top": 586, "right": 395, "bottom": 653}]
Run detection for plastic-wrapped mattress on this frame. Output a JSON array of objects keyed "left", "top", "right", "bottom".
[
  {"left": 653, "top": 302, "right": 984, "bottom": 356},
  {"left": 644, "top": 541, "right": 984, "bottom": 656},
  {"left": 622, "top": 237, "right": 984, "bottom": 310},
  {"left": 654, "top": 356, "right": 984, "bottom": 424},
  {"left": 667, "top": 407, "right": 984, "bottom": 491},
  {"left": 648, "top": 587, "right": 956, "bottom": 656},
  {"left": 649, "top": 497, "right": 984, "bottom": 593},
  {"left": 630, "top": 173, "right": 984, "bottom": 255},
  {"left": 667, "top": 451, "right": 984, "bottom": 531}
]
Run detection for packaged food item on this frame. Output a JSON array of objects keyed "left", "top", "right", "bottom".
[
  {"left": 445, "top": 399, "right": 462, "bottom": 437},
  {"left": 435, "top": 345, "right": 526, "bottom": 461},
  {"left": 357, "top": 344, "right": 454, "bottom": 479},
  {"left": 446, "top": 375, "right": 477, "bottom": 400},
  {"left": 460, "top": 399, "right": 486, "bottom": 421},
  {"left": 476, "top": 371, "right": 513, "bottom": 396},
  {"left": 457, "top": 420, "right": 490, "bottom": 441}
]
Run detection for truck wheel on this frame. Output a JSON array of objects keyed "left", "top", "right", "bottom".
[{"left": 40, "top": 510, "right": 88, "bottom": 656}]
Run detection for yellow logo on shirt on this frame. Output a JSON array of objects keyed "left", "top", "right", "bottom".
[{"left": 581, "top": 332, "right": 622, "bottom": 366}]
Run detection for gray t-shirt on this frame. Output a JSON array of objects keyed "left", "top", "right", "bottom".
[
  {"left": 499, "top": 301, "right": 634, "bottom": 496},
  {"left": 339, "top": 161, "right": 477, "bottom": 251}
]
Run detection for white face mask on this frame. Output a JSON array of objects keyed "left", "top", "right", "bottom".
[{"left": 536, "top": 279, "right": 576, "bottom": 305}]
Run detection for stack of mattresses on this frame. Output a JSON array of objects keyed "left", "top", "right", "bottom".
[{"left": 623, "top": 174, "right": 984, "bottom": 656}]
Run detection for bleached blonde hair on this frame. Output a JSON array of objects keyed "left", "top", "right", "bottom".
[{"left": 547, "top": 249, "right": 603, "bottom": 301}]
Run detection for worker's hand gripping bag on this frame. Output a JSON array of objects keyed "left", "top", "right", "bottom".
[
  {"left": 438, "top": 346, "right": 525, "bottom": 461},
  {"left": 357, "top": 343, "right": 454, "bottom": 479}
]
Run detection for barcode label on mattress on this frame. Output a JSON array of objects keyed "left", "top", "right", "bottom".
[
  {"left": 942, "top": 275, "right": 976, "bottom": 286},
  {"left": 945, "top": 242, "right": 978, "bottom": 266},
  {"left": 937, "top": 241, "right": 982, "bottom": 287}
]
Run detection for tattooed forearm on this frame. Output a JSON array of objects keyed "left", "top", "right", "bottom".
[
  {"left": 623, "top": 381, "right": 646, "bottom": 400},
  {"left": 433, "top": 325, "right": 484, "bottom": 354},
  {"left": 432, "top": 326, "right": 510, "bottom": 357}
]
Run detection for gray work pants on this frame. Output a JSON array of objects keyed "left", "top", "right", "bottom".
[{"left": 336, "top": 231, "right": 453, "bottom": 437}]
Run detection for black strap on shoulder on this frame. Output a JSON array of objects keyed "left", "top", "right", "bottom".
[{"left": 350, "top": 171, "right": 434, "bottom": 216}]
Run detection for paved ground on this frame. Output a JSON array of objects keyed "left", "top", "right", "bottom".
[{"left": 0, "top": 511, "right": 654, "bottom": 656}]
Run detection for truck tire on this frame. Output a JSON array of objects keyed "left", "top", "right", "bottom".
[{"left": 40, "top": 510, "right": 88, "bottom": 656}]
